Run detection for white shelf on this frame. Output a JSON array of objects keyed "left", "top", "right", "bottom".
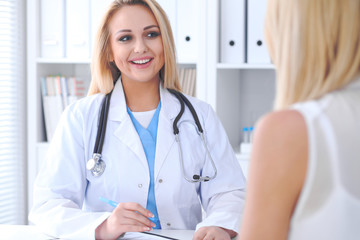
[
  {"left": 217, "top": 63, "right": 275, "bottom": 69},
  {"left": 36, "top": 58, "right": 91, "bottom": 64},
  {"left": 206, "top": 0, "right": 276, "bottom": 152}
]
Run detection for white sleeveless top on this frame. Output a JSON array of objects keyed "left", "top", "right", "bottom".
[{"left": 289, "top": 76, "right": 360, "bottom": 240}]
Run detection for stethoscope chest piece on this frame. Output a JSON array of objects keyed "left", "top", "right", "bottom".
[{"left": 87, "top": 153, "right": 106, "bottom": 177}]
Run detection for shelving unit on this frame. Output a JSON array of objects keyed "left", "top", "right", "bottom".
[
  {"left": 205, "top": 0, "right": 276, "bottom": 155},
  {"left": 217, "top": 63, "right": 275, "bottom": 69}
]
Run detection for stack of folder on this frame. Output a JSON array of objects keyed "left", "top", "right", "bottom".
[
  {"left": 40, "top": 0, "right": 113, "bottom": 59},
  {"left": 220, "top": 0, "right": 271, "bottom": 64},
  {"left": 156, "top": 0, "right": 200, "bottom": 64},
  {"left": 178, "top": 68, "right": 196, "bottom": 97},
  {"left": 40, "top": 75, "right": 86, "bottom": 141}
]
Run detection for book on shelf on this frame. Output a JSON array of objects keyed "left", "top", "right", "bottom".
[
  {"left": 178, "top": 67, "right": 196, "bottom": 97},
  {"left": 41, "top": 75, "right": 86, "bottom": 141}
]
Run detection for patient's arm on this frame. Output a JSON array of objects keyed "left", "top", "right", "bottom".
[{"left": 238, "top": 110, "right": 308, "bottom": 240}]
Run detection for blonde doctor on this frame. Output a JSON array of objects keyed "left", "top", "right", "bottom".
[{"left": 29, "top": 0, "right": 246, "bottom": 239}]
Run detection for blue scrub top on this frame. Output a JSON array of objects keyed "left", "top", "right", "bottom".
[{"left": 127, "top": 102, "right": 162, "bottom": 229}]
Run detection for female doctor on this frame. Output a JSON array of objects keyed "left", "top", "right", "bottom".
[{"left": 29, "top": 0, "right": 246, "bottom": 239}]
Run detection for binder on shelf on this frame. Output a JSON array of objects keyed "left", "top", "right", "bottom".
[
  {"left": 185, "top": 68, "right": 196, "bottom": 97},
  {"left": 66, "top": 0, "right": 90, "bottom": 59},
  {"left": 41, "top": 76, "right": 64, "bottom": 141},
  {"left": 156, "top": 0, "right": 177, "bottom": 42},
  {"left": 178, "top": 68, "right": 196, "bottom": 97},
  {"left": 247, "top": 0, "right": 271, "bottom": 64},
  {"left": 90, "top": 0, "right": 113, "bottom": 54},
  {"left": 182, "top": 68, "right": 190, "bottom": 95},
  {"left": 60, "top": 76, "right": 69, "bottom": 107},
  {"left": 220, "top": 0, "right": 246, "bottom": 64},
  {"left": 70, "top": 77, "right": 87, "bottom": 98},
  {"left": 45, "top": 76, "right": 55, "bottom": 96},
  {"left": 190, "top": 68, "right": 197, "bottom": 97},
  {"left": 41, "top": 75, "right": 86, "bottom": 141},
  {"left": 176, "top": 0, "right": 200, "bottom": 63},
  {"left": 40, "top": 0, "right": 65, "bottom": 58}
]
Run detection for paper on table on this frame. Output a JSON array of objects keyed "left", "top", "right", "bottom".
[
  {"left": 122, "top": 232, "right": 150, "bottom": 239},
  {"left": 123, "top": 230, "right": 194, "bottom": 240},
  {"left": 123, "top": 232, "right": 177, "bottom": 240}
]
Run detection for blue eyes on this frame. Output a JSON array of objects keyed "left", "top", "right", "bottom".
[
  {"left": 118, "top": 32, "right": 160, "bottom": 42},
  {"left": 147, "top": 32, "right": 160, "bottom": 38},
  {"left": 119, "top": 36, "right": 131, "bottom": 42}
]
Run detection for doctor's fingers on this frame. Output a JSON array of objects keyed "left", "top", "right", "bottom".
[
  {"left": 193, "top": 228, "right": 208, "bottom": 240},
  {"left": 106, "top": 211, "right": 154, "bottom": 234},
  {"left": 118, "top": 209, "right": 156, "bottom": 228},
  {"left": 113, "top": 203, "right": 155, "bottom": 227},
  {"left": 104, "top": 217, "right": 152, "bottom": 237},
  {"left": 193, "top": 227, "right": 230, "bottom": 240},
  {"left": 192, "top": 232, "right": 216, "bottom": 240},
  {"left": 115, "top": 202, "right": 153, "bottom": 218}
]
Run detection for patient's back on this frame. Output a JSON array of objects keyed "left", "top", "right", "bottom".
[{"left": 289, "top": 77, "right": 360, "bottom": 240}]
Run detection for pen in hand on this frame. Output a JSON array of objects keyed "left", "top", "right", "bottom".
[
  {"left": 99, "top": 196, "right": 118, "bottom": 208},
  {"left": 99, "top": 196, "right": 158, "bottom": 226}
]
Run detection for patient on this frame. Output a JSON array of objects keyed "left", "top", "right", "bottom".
[{"left": 238, "top": 0, "right": 360, "bottom": 239}]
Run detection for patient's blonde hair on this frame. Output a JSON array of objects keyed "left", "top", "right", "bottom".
[
  {"left": 88, "top": 0, "right": 181, "bottom": 95},
  {"left": 265, "top": 0, "right": 360, "bottom": 109}
]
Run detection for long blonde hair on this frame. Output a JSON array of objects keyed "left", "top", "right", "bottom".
[
  {"left": 88, "top": 0, "right": 181, "bottom": 95},
  {"left": 265, "top": 0, "right": 360, "bottom": 110}
]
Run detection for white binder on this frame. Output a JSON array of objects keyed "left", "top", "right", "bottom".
[
  {"left": 247, "top": 0, "right": 271, "bottom": 64},
  {"left": 220, "top": 0, "right": 246, "bottom": 64},
  {"left": 43, "top": 95, "right": 63, "bottom": 141},
  {"left": 90, "top": 0, "right": 113, "bottom": 54},
  {"left": 66, "top": 0, "right": 90, "bottom": 59},
  {"left": 176, "top": 0, "right": 200, "bottom": 64},
  {"left": 40, "top": 0, "right": 65, "bottom": 58},
  {"left": 41, "top": 76, "right": 64, "bottom": 141},
  {"left": 156, "top": 0, "right": 177, "bottom": 43}
]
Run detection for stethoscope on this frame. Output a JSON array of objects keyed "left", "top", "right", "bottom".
[{"left": 86, "top": 88, "right": 217, "bottom": 183}]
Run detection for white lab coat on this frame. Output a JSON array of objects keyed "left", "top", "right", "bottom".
[{"left": 29, "top": 80, "right": 246, "bottom": 239}]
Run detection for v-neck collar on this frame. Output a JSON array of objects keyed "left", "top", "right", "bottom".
[{"left": 127, "top": 101, "right": 162, "bottom": 140}]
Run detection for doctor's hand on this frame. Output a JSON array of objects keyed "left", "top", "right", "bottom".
[
  {"left": 95, "top": 202, "right": 155, "bottom": 240},
  {"left": 193, "top": 226, "right": 236, "bottom": 240}
]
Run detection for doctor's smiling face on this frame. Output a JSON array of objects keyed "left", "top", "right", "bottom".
[{"left": 109, "top": 5, "right": 164, "bottom": 85}]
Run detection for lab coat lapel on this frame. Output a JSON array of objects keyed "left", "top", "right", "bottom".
[
  {"left": 109, "top": 79, "right": 148, "bottom": 170},
  {"left": 154, "top": 87, "right": 179, "bottom": 180}
]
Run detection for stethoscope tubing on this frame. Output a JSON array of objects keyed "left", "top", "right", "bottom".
[
  {"left": 158, "top": 89, "right": 217, "bottom": 183},
  {"left": 94, "top": 90, "right": 113, "bottom": 154},
  {"left": 89, "top": 88, "right": 217, "bottom": 182}
]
